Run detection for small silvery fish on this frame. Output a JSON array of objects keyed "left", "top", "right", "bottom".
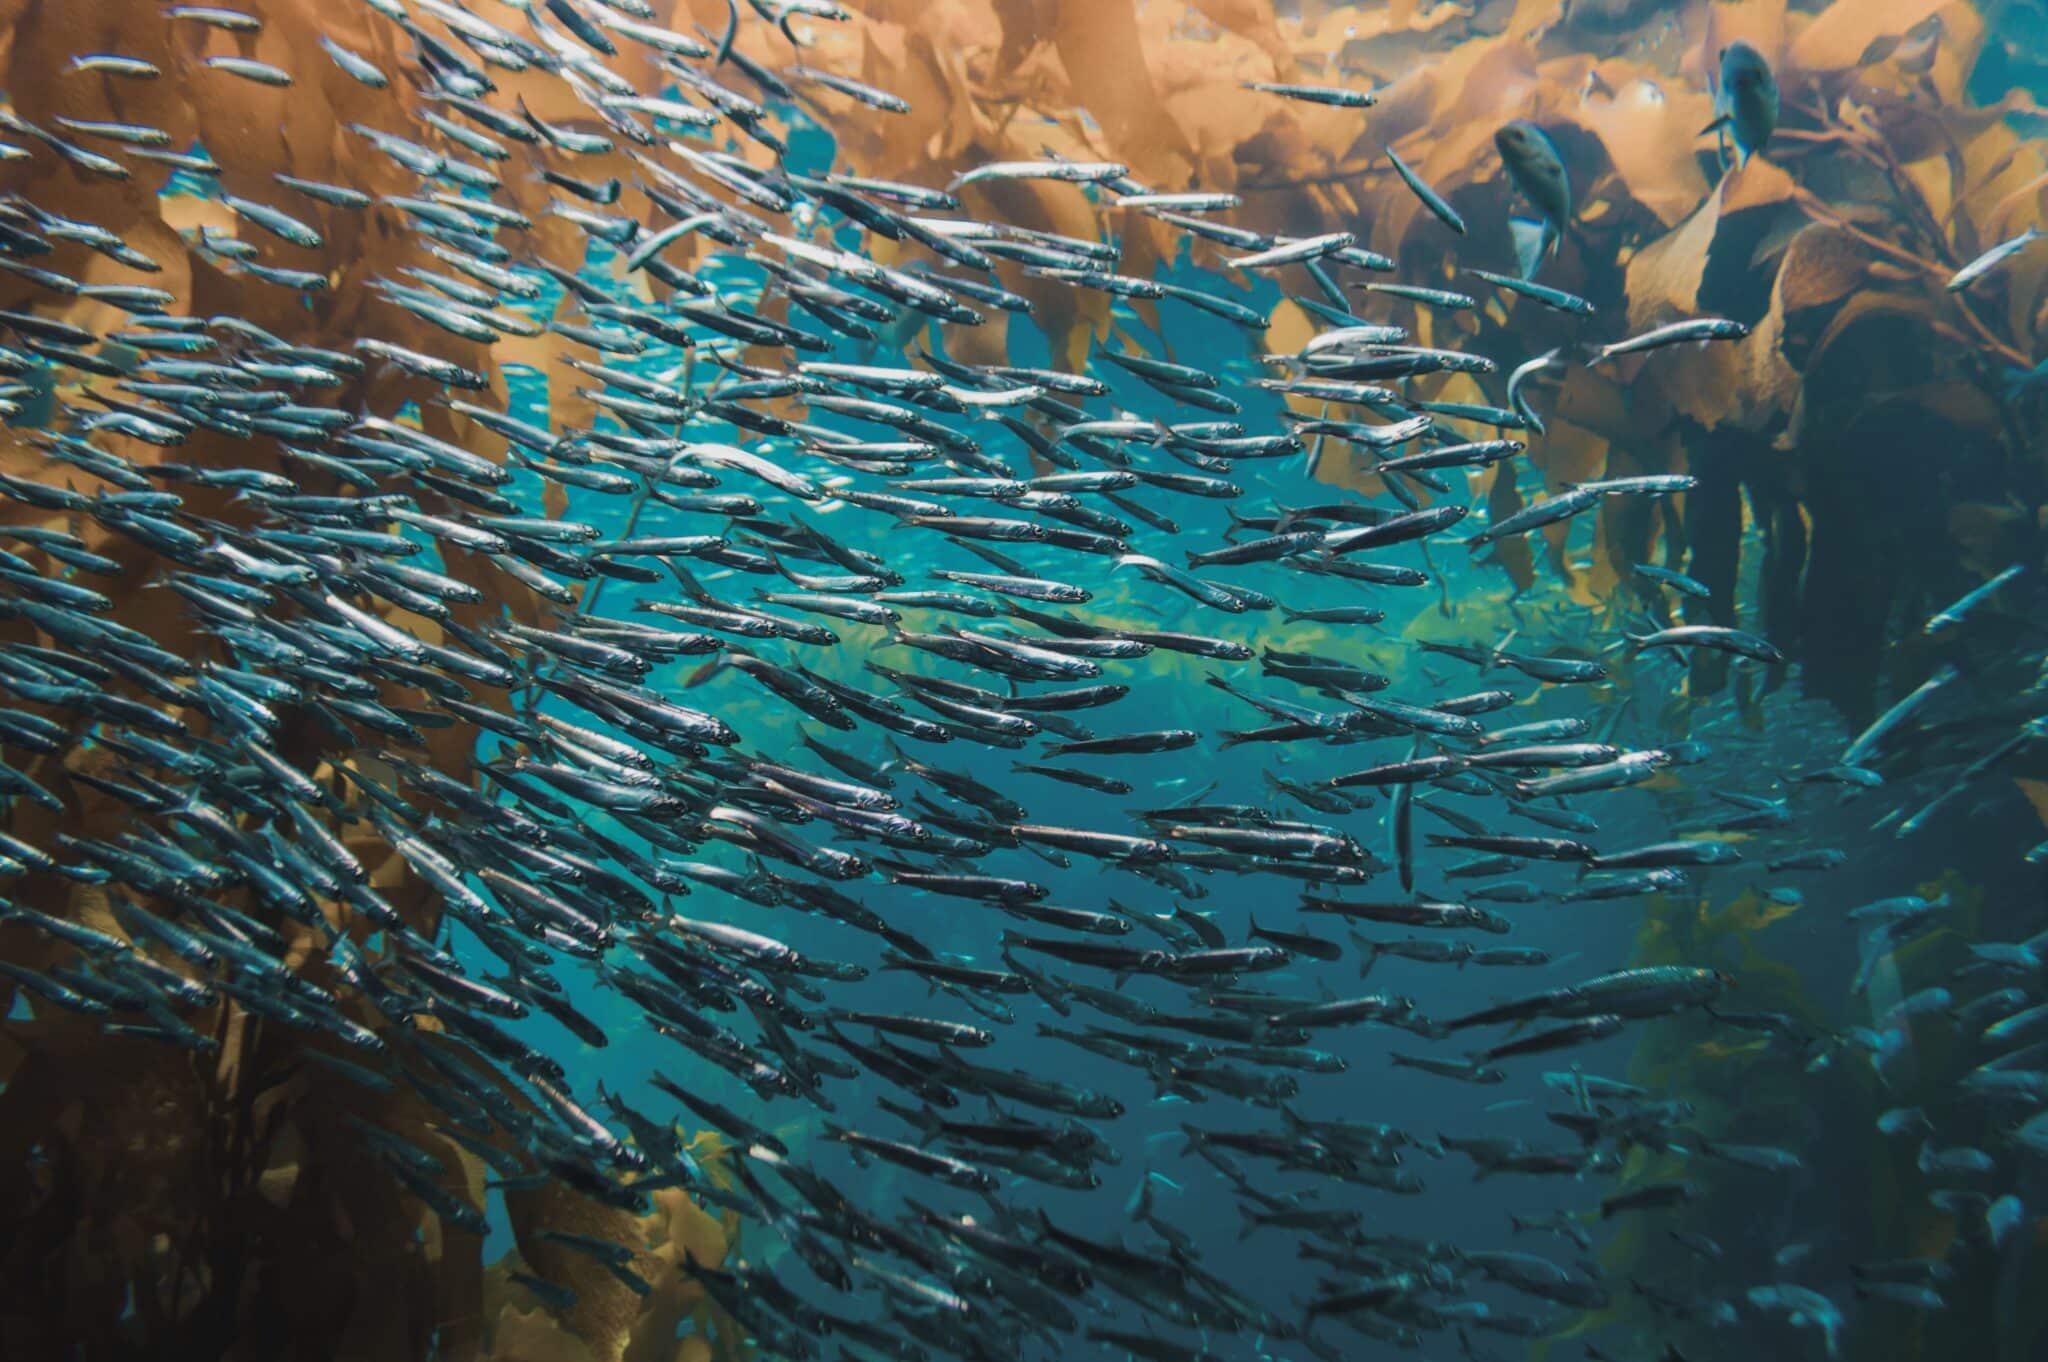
[
  {"left": 950, "top": 159, "right": 1128, "bottom": 189},
  {"left": 69, "top": 54, "right": 161, "bottom": 79},
  {"left": 1924, "top": 563, "right": 2023, "bottom": 633},
  {"left": 1947, "top": 227, "right": 2045, "bottom": 292},
  {"left": 204, "top": 56, "right": 293, "bottom": 86},
  {"left": 1385, "top": 144, "right": 1466, "bottom": 234},
  {"left": 1243, "top": 81, "right": 1375, "bottom": 108},
  {"left": 1596, "top": 317, "right": 1749, "bottom": 359}
]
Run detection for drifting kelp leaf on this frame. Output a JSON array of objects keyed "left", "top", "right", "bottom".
[
  {"left": 1715, "top": 280, "right": 1798, "bottom": 433},
  {"left": 826, "top": 23, "right": 979, "bottom": 178},
  {"left": 485, "top": 1118, "right": 734, "bottom": 1362},
  {"left": 159, "top": 191, "right": 243, "bottom": 240},
  {"left": 2016, "top": 777, "right": 2048, "bottom": 828},
  {"left": 1623, "top": 152, "right": 1796, "bottom": 401},
  {"left": 1802, "top": 288, "right": 1947, "bottom": 392},
  {"left": 1775, "top": 221, "right": 1872, "bottom": 318},
  {"left": 1056, "top": 0, "right": 1196, "bottom": 186},
  {"left": 1553, "top": 363, "right": 1669, "bottom": 446},
  {"left": 1145, "top": 22, "right": 1276, "bottom": 162},
  {"left": 1637, "top": 329, "right": 1737, "bottom": 440},
  {"left": 1717, "top": 885, "right": 1802, "bottom": 934},
  {"left": 1946, "top": 499, "right": 2033, "bottom": 575},
  {"left": 1563, "top": 64, "right": 1714, "bottom": 229},
  {"left": 1700, "top": 0, "right": 1790, "bottom": 64},
  {"left": 1530, "top": 415, "right": 1611, "bottom": 595},
  {"left": 1788, "top": 0, "right": 1951, "bottom": 76},
  {"left": 485, "top": 1295, "right": 604, "bottom": 1362},
  {"left": 1411, "top": 37, "right": 1545, "bottom": 199},
  {"left": 1625, "top": 187, "right": 1721, "bottom": 325},
  {"left": 977, "top": 0, "right": 1044, "bottom": 74},
  {"left": 0, "top": 5, "right": 2037, "bottom": 1362},
  {"left": 1187, "top": 0, "right": 1295, "bottom": 72},
  {"left": 507, "top": 1187, "right": 664, "bottom": 1362},
  {"left": 1532, "top": 412, "right": 1612, "bottom": 493},
  {"left": 1309, "top": 0, "right": 1474, "bottom": 89},
  {"left": 500, "top": 332, "right": 606, "bottom": 444},
  {"left": 1579, "top": 499, "right": 1627, "bottom": 606},
  {"left": 959, "top": 173, "right": 1116, "bottom": 371},
  {"left": 1482, "top": 464, "right": 1536, "bottom": 592}
]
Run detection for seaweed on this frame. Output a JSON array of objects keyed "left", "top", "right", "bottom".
[
  {"left": 0, "top": 4, "right": 742, "bottom": 1358},
  {"left": 0, "top": 2, "right": 2044, "bottom": 1359}
]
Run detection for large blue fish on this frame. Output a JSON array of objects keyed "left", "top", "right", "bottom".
[
  {"left": 1703, "top": 40, "right": 1779, "bottom": 168},
  {"left": 1495, "top": 119, "right": 1571, "bottom": 280}
]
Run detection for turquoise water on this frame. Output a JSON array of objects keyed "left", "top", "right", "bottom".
[{"left": 2, "top": 4, "right": 2046, "bottom": 1362}]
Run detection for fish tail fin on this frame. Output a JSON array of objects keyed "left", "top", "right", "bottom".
[
  {"left": 907, "top": 1103, "right": 945, "bottom": 1146},
  {"left": 682, "top": 655, "right": 727, "bottom": 689},
  {"left": 669, "top": 562, "right": 711, "bottom": 601},
  {"left": 1552, "top": 340, "right": 1600, "bottom": 369},
  {"left": 1508, "top": 217, "right": 1549, "bottom": 282}
]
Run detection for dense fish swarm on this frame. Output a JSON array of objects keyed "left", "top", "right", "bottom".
[{"left": 0, "top": 3, "right": 2043, "bottom": 1362}]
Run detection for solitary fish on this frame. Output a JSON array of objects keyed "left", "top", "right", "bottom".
[
  {"left": 1703, "top": 41, "right": 1779, "bottom": 168},
  {"left": 1243, "top": 81, "right": 1375, "bottom": 108},
  {"left": 1947, "top": 227, "right": 2045, "bottom": 292},
  {"left": 1495, "top": 120, "right": 1571, "bottom": 280}
]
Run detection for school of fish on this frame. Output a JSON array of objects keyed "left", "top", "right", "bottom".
[{"left": 0, "top": 5, "right": 2043, "bottom": 1362}]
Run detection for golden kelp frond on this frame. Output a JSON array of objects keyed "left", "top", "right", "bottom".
[
  {"left": 0, "top": 4, "right": 755, "bottom": 1358},
  {"left": 0, "top": 4, "right": 2038, "bottom": 1362}
]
